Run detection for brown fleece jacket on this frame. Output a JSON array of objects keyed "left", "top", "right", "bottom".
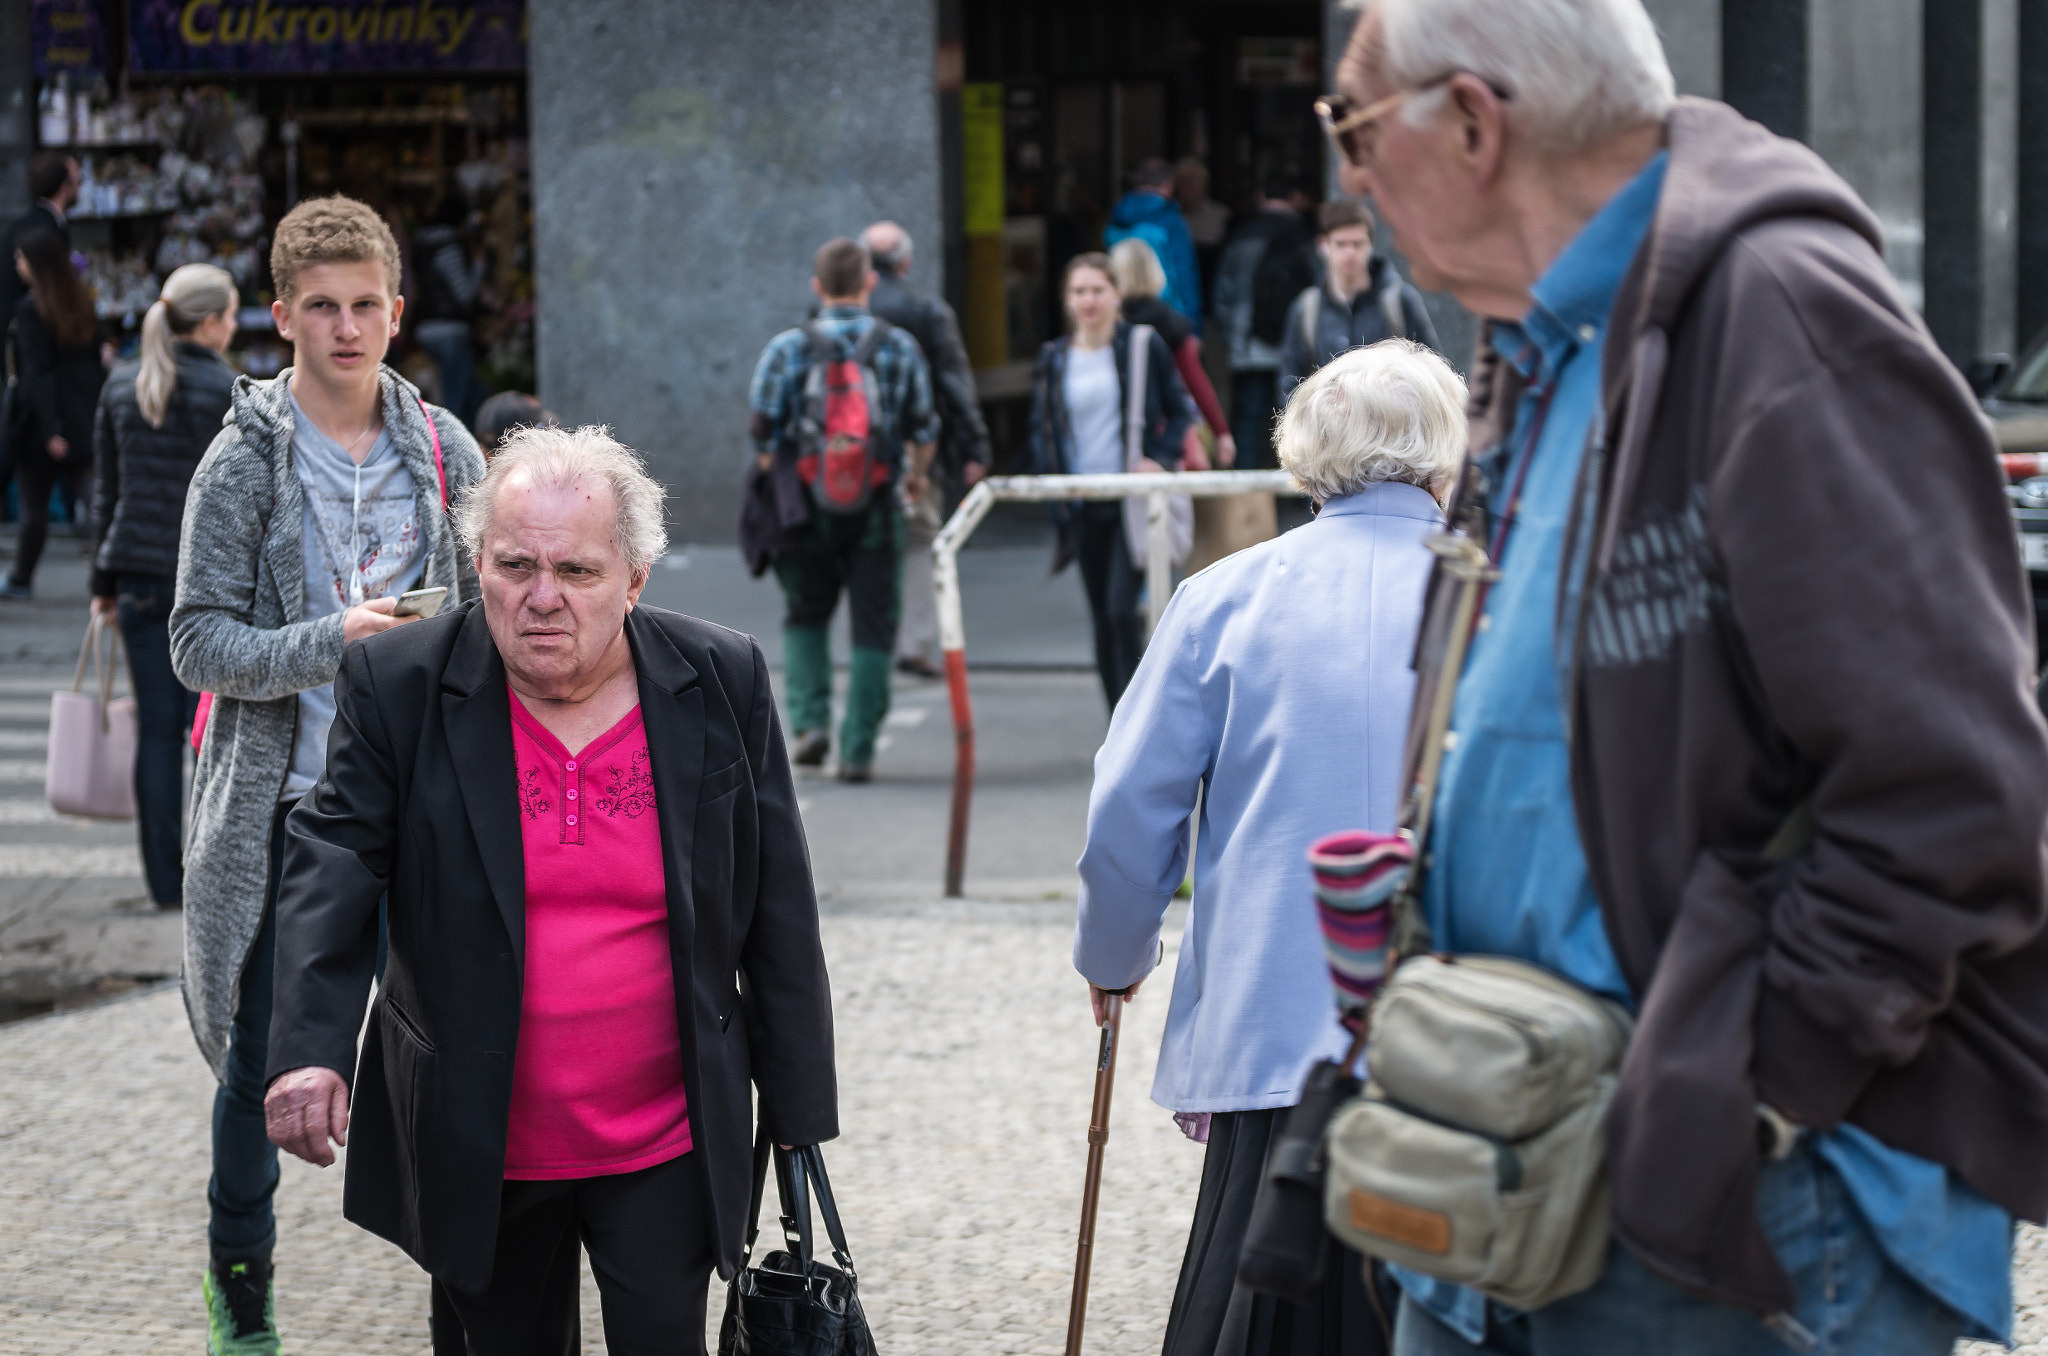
[{"left": 1462, "top": 98, "right": 2048, "bottom": 1313}]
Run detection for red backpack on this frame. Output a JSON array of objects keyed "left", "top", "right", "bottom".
[{"left": 795, "top": 320, "right": 894, "bottom": 514}]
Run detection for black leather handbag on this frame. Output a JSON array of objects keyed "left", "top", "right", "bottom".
[{"left": 719, "top": 1138, "right": 878, "bottom": 1356}]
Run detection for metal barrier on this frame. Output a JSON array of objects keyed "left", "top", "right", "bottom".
[{"left": 932, "top": 470, "right": 1303, "bottom": 896}]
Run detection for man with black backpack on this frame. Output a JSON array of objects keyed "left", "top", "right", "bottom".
[
  {"left": 1279, "top": 200, "right": 1439, "bottom": 400},
  {"left": 1212, "top": 175, "right": 1318, "bottom": 468},
  {"left": 747, "top": 237, "right": 937, "bottom": 783}
]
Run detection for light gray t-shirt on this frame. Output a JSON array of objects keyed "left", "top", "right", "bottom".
[
  {"left": 1063, "top": 344, "right": 1124, "bottom": 477},
  {"left": 282, "top": 393, "right": 426, "bottom": 799}
]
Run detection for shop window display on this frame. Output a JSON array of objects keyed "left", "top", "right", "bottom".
[{"left": 35, "top": 75, "right": 535, "bottom": 421}]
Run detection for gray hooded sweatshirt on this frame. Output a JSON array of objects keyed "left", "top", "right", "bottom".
[{"left": 169, "top": 365, "right": 483, "bottom": 1079}]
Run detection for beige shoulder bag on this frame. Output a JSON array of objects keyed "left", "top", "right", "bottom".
[{"left": 1321, "top": 528, "right": 1634, "bottom": 1311}]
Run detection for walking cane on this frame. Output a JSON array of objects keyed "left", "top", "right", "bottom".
[{"left": 1065, "top": 986, "right": 1127, "bottom": 1356}]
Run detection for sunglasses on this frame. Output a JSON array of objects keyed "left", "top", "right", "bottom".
[{"left": 1315, "top": 72, "right": 1513, "bottom": 168}]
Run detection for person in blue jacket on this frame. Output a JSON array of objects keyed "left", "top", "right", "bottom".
[{"left": 1107, "top": 158, "right": 1203, "bottom": 334}]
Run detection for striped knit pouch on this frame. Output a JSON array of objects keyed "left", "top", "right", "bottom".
[{"left": 1308, "top": 830, "right": 1406, "bottom": 1032}]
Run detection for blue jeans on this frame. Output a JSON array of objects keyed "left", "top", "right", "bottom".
[
  {"left": 1393, "top": 1142, "right": 1965, "bottom": 1356},
  {"left": 1231, "top": 369, "right": 1281, "bottom": 470},
  {"left": 208, "top": 802, "right": 291, "bottom": 1261},
  {"left": 114, "top": 573, "right": 197, "bottom": 906},
  {"left": 209, "top": 800, "right": 388, "bottom": 1260}
]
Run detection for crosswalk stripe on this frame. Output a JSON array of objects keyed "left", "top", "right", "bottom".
[{"left": 0, "top": 845, "right": 141, "bottom": 876}]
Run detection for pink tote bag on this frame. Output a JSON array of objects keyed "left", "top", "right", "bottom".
[{"left": 47, "top": 612, "right": 138, "bottom": 820}]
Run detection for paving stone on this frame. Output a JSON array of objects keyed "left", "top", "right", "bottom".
[{"left": 0, "top": 903, "right": 1199, "bottom": 1354}]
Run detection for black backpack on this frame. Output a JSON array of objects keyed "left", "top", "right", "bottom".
[{"left": 1249, "top": 218, "right": 1318, "bottom": 347}]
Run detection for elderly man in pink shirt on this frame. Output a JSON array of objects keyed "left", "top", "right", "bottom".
[{"left": 261, "top": 425, "right": 835, "bottom": 1353}]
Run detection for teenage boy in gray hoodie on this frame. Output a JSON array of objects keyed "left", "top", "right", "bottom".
[{"left": 169, "top": 195, "right": 483, "bottom": 1356}]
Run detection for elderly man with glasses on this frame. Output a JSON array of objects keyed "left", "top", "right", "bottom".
[{"left": 1324, "top": 2, "right": 2048, "bottom": 1355}]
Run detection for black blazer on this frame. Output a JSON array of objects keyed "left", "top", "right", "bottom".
[{"left": 267, "top": 601, "right": 837, "bottom": 1292}]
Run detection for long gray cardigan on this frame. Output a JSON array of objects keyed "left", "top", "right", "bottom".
[{"left": 169, "top": 365, "right": 484, "bottom": 1079}]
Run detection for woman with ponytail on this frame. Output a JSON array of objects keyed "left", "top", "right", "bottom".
[
  {"left": 3, "top": 226, "right": 103, "bottom": 598},
  {"left": 88, "top": 261, "right": 237, "bottom": 909}
]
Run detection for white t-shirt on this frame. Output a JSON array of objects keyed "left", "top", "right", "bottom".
[{"left": 1063, "top": 344, "right": 1124, "bottom": 477}]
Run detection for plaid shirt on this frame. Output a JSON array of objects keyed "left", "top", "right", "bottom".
[{"left": 747, "top": 305, "right": 939, "bottom": 471}]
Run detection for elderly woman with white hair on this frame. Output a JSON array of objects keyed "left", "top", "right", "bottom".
[
  {"left": 1074, "top": 339, "right": 1465, "bottom": 1356},
  {"left": 261, "top": 425, "right": 837, "bottom": 1352}
]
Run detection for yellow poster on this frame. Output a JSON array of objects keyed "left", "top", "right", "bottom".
[{"left": 962, "top": 83, "right": 1005, "bottom": 237}]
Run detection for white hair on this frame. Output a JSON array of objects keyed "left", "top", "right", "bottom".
[
  {"left": 1109, "top": 237, "right": 1167, "bottom": 300},
  {"left": 455, "top": 424, "right": 669, "bottom": 574},
  {"left": 1276, "top": 340, "right": 1467, "bottom": 504},
  {"left": 1366, "top": 0, "right": 1675, "bottom": 150}
]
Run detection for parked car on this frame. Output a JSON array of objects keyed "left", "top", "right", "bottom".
[{"left": 1974, "top": 334, "right": 2048, "bottom": 666}]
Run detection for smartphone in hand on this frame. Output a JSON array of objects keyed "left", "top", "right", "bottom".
[{"left": 392, "top": 586, "right": 449, "bottom": 619}]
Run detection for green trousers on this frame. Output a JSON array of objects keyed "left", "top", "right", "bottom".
[{"left": 773, "top": 500, "right": 903, "bottom": 768}]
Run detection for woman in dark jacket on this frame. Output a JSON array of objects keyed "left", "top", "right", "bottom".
[
  {"left": 1028, "top": 251, "right": 1198, "bottom": 710},
  {"left": 4, "top": 226, "right": 103, "bottom": 597},
  {"left": 90, "top": 261, "right": 237, "bottom": 908},
  {"left": 1112, "top": 236, "right": 1236, "bottom": 468}
]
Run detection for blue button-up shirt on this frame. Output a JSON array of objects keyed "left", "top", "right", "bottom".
[
  {"left": 1399, "top": 152, "right": 2011, "bottom": 1345},
  {"left": 1073, "top": 483, "right": 1442, "bottom": 1111}
]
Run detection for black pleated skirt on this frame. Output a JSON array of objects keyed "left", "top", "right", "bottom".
[{"left": 1161, "top": 1107, "right": 1394, "bottom": 1356}]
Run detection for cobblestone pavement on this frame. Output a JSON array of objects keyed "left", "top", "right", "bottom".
[
  {"left": 4, "top": 532, "right": 2048, "bottom": 1354},
  {"left": 0, "top": 903, "right": 1197, "bottom": 1354}
]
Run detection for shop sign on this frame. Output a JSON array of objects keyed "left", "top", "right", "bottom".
[
  {"left": 127, "top": 0, "right": 526, "bottom": 73},
  {"left": 33, "top": 0, "right": 111, "bottom": 82}
]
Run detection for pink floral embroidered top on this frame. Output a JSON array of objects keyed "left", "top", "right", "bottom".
[{"left": 502, "top": 688, "right": 692, "bottom": 1180}]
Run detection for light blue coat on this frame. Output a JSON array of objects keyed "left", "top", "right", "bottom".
[{"left": 1073, "top": 482, "right": 1441, "bottom": 1112}]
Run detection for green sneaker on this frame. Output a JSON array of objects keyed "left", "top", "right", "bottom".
[{"left": 203, "top": 1257, "right": 281, "bottom": 1355}]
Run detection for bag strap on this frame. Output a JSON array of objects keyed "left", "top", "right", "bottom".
[
  {"left": 850, "top": 317, "right": 891, "bottom": 368},
  {"left": 70, "top": 614, "right": 124, "bottom": 734},
  {"left": 800, "top": 320, "right": 835, "bottom": 375},
  {"left": 1124, "top": 324, "right": 1153, "bottom": 471},
  {"left": 1298, "top": 286, "right": 1321, "bottom": 355},
  {"left": 797, "top": 1145, "right": 859, "bottom": 1277},
  {"left": 774, "top": 1144, "right": 816, "bottom": 1277},
  {"left": 1386, "top": 531, "right": 1495, "bottom": 957},
  {"left": 1380, "top": 277, "right": 1408, "bottom": 341},
  {"left": 70, "top": 613, "right": 100, "bottom": 695},
  {"left": 740, "top": 1130, "right": 774, "bottom": 1264},
  {"left": 417, "top": 398, "right": 447, "bottom": 509}
]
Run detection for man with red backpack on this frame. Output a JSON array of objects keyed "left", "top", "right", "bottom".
[{"left": 747, "top": 236, "right": 937, "bottom": 783}]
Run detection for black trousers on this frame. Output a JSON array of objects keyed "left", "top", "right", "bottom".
[
  {"left": 772, "top": 497, "right": 904, "bottom": 651},
  {"left": 114, "top": 572, "right": 197, "bottom": 905},
  {"left": 8, "top": 448, "right": 86, "bottom": 587},
  {"left": 1075, "top": 502, "right": 1146, "bottom": 712},
  {"left": 1162, "top": 1108, "right": 1393, "bottom": 1356},
  {"left": 432, "top": 1151, "right": 717, "bottom": 1356}
]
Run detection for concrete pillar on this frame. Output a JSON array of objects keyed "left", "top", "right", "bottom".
[
  {"left": 0, "top": 0, "right": 31, "bottom": 220},
  {"left": 1643, "top": 0, "right": 1721, "bottom": 98},
  {"left": 1810, "top": 0, "right": 1924, "bottom": 310},
  {"left": 527, "top": 0, "right": 943, "bottom": 543}
]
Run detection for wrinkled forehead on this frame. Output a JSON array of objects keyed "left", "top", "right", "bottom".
[
  {"left": 484, "top": 473, "right": 625, "bottom": 561},
  {"left": 1336, "top": 7, "right": 1393, "bottom": 101}
]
